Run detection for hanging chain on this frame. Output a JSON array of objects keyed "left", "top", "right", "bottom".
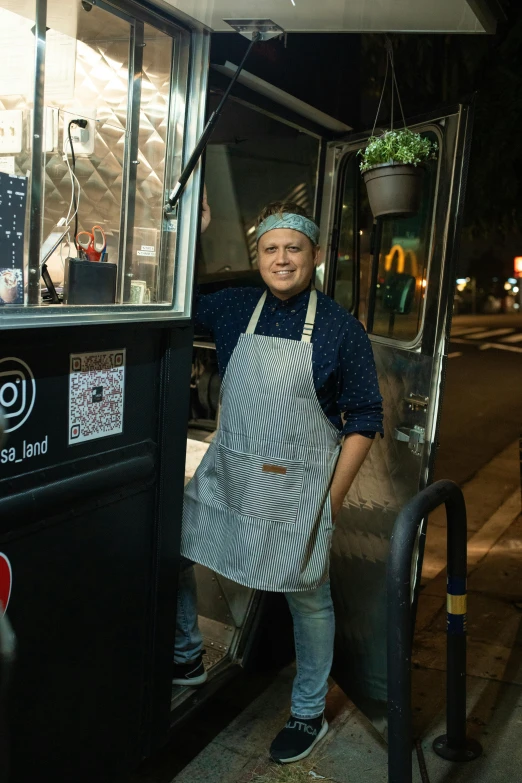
[
  {"left": 387, "top": 37, "right": 407, "bottom": 129},
  {"left": 372, "top": 36, "right": 408, "bottom": 137},
  {"left": 371, "top": 53, "right": 389, "bottom": 137}
]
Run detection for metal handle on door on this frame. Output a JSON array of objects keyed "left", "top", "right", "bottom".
[
  {"left": 404, "top": 393, "right": 429, "bottom": 410},
  {"left": 394, "top": 425, "right": 425, "bottom": 456}
]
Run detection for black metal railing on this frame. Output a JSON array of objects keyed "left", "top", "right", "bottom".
[{"left": 387, "top": 479, "right": 482, "bottom": 783}]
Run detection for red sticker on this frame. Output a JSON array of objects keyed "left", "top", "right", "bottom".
[{"left": 0, "top": 553, "right": 12, "bottom": 614}]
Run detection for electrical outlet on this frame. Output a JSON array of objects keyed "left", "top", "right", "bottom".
[
  {"left": 0, "top": 110, "right": 23, "bottom": 154},
  {"left": 62, "top": 110, "right": 97, "bottom": 156},
  {"left": 44, "top": 107, "right": 59, "bottom": 153}
]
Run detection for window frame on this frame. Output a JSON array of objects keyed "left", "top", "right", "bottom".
[
  {"left": 320, "top": 122, "right": 443, "bottom": 351},
  {"left": 325, "top": 152, "right": 360, "bottom": 317},
  {"left": 0, "top": 0, "right": 208, "bottom": 330}
]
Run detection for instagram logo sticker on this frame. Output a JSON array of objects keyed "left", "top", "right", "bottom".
[{"left": 0, "top": 357, "right": 36, "bottom": 434}]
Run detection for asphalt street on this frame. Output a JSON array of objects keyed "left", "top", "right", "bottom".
[{"left": 434, "top": 314, "right": 522, "bottom": 485}]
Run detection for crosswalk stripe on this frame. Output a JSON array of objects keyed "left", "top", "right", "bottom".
[
  {"left": 450, "top": 337, "right": 473, "bottom": 344},
  {"left": 468, "top": 328, "right": 516, "bottom": 339},
  {"left": 450, "top": 326, "right": 490, "bottom": 336},
  {"left": 479, "top": 342, "right": 522, "bottom": 354},
  {"left": 500, "top": 332, "right": 522, "bottom": 344}
]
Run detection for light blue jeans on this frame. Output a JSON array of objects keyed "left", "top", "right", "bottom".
[{"left": 174, "top": 563, "right": 335, "bottom": 719}]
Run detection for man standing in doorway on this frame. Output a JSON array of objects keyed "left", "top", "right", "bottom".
[{"left": 173, "top": 197, "right": 384, "bottom": 764}]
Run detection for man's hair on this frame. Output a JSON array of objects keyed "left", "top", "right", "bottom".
[{"left": 255, "top": 201, "right": 311, "bottom": 228}]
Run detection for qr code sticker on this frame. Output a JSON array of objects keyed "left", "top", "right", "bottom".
[{"left": 69, "top": 350, "right": 125, "bottom": 445}]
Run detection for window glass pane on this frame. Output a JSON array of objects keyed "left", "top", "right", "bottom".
[
  {"left": 200, "top": 101, "right": 319, "bottom": 284},
  {"left": 128, "top": 23, "right": 173, "bottom": 305},
  {"left": 370, "top": 134, "right": 437, "bottom": 341},
  {"left": 0, "top": 0, "right": 36, "bottom": 306},
  {"left": 42, "top": 1, "right": 130, "bottom": 303},
  {"left": 332, "top": 154, "right": 375, "bottom": 315},
  {"left": 333, "top": 158, "right": 356, "bottom": 312},
  {"left": 0, "top": 0, "right": 185, "bottom": 315},
  {"left": 355, "top": 181, "right": 374, "bottom": 326},
  {"left": 332, "top": 154, "right": 375, "bottom": 320},
  {"left": 332, "top": 131, "right": 437, "bottom": 340}
]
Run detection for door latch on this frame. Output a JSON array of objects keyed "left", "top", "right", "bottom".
[
  {"left": 404, "top": 393, "right": 429, "bottom": 411},
  {"left": 394, "top": 425, "right": 425, "bottom": 456}
]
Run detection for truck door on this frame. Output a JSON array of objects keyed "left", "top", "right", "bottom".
[{"left": 317, "top": 104, "right": 474, "bottom": 731}]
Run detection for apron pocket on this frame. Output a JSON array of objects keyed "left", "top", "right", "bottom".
[{"left": 214, "top": 444, "right": 304, "bottom": 524}]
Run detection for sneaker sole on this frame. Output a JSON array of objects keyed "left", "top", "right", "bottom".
[
  {"left": 172, "top": 671, "right": 208, "bottom": 687},
  {"left": 272, "top": 719, "right": 329, "bottom": 764}
]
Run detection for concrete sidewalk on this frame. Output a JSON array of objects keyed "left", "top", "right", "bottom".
[{"left": 135, "top": 441, "right": 521, "bottom": 783}]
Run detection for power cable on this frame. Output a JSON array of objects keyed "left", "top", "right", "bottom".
[{"left": 66, "top": 119, "right": 87, "bottom": 250}]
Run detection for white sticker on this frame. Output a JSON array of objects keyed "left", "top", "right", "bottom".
[
  {"left": 69, "top": 350, "right": 125, "bottom": 445},
  {"left": 137, "top": 250, "right": 155, "bottom": 257},
  {"left": 140, "top": 245, "right": 155, "bottom": 252},
  {"left": 0, "top": 156, "right": 15, "bottom": 175}
]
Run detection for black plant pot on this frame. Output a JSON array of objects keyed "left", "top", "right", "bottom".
[{"left": 363, "top": 163, "right": 425, "bottom": 218}]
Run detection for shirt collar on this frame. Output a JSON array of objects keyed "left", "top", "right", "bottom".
[{"left": 265, "top": 285, "right": 311, "bottom": 311}]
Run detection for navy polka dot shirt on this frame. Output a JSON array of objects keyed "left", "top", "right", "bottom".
[{"left": 195, "top": 286, "right": 384, "bottom": 440}]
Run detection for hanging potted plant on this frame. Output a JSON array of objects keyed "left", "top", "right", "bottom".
[
  {"left": 359, "top": 129, "right": 437, "bottom": 218},
  {"left": 359, "top": 40, "right": 438, "bottom": 219}
]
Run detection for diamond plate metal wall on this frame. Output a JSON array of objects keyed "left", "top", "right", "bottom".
[
  {"left": 43, "top": 10, "right": 131, "bottom": 269},
  {"left": 40, "top": 8, "right": 173, "bottom": 296}
]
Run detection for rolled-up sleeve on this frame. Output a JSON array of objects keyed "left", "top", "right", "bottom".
[{"left": 337, "top": 319, "right": 384, "bottom": 439}]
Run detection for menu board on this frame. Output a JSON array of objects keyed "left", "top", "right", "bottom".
[{"left": 0, "top": 171, "right": 27, "bottom": 305}]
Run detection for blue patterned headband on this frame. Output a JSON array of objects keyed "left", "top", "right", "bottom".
[{"left": 256, "top": 212, "right": 320, "bottom": 246}]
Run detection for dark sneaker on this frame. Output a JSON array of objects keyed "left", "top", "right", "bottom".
[
  {"left": 172, "top": 654, "right": 208, "bottom": 686},
  {"left": 270, "top": 714, "right": 328, "bottom": 764}
]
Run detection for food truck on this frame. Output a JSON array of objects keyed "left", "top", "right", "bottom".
[{"left": 0, "top": 0, "right": 498, "bottom": 779}]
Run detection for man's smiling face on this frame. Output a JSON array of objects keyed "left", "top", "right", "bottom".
[{"left": 257, "top": 228, "right": 319, "bottom": 300}]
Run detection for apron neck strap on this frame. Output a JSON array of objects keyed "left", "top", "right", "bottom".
[
  {"left": 245, "top": 291, "right": 267, "bottom": 334},
  {"left": 245, "top": 289, "right": 318, "bottom": 343},
  {"left": 301, "top": 289, "right": 317, "bottom": 343}
]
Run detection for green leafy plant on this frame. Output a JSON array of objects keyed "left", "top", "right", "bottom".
[{"left": 358, "top": 129, "right": 437, "bottom": 173}]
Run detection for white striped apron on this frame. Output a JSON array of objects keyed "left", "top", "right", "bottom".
[{"left": 181, "top": 289, "right": 342, "bottom": 592}]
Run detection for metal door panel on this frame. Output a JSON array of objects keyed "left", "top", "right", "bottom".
[
  {"left": 321, "top": 105, "right": 474, "bottom": 733},
  {"left": 330, "top": 344, "right": 433, "bottom": 732},
  {"left": 3, "top": 487, "right": 155, "bottom": 782}
]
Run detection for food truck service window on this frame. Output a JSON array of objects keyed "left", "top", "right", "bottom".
[{"left": 0, "top": 0, "right": 206, "bottom": 327}]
